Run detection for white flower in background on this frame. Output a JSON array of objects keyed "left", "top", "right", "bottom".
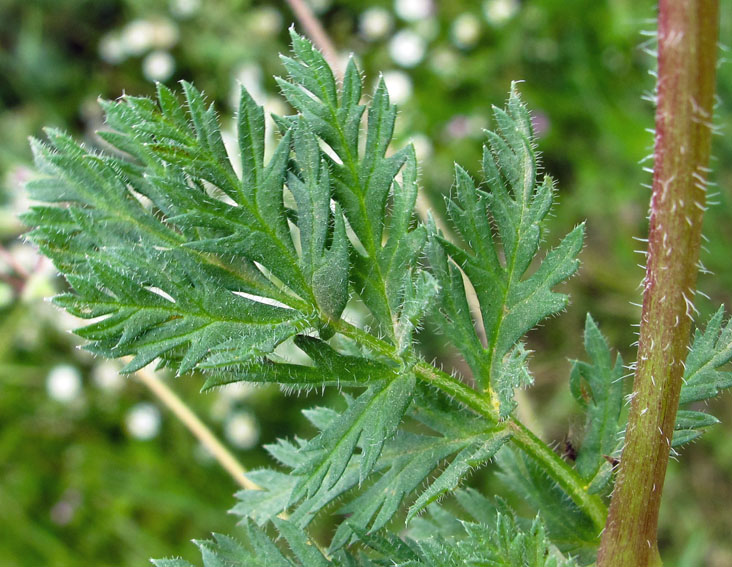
[
  {"left": 46, "top": 365, "right": 82, "bottom": 403},
  {"left": 142, "top": 51, "right": 175, "bottom": 82},
  {"left": 451, "top": 13, "right": 482, "bottom": 49},
  {"left": 360, "top": 8, "right": 393, "bottom": 41},
  {"left": 249, "top": 6, "right": 282, "bottom": 37},
  {"left": 99, "top": 33, "right": 126, "bottom": 64},
  {"left": 232, "top": 63, "right": 266, "bottom": 107},
  {"left": 395, "top": 0, "right": 434, "bottom": 22},
  {"left": 220, "top": 382, "right": 256, "bottom": 401},
  {"left": 388, "top": 29, "right": 426, "bottom": 68},
  {"left": 382, "top": 70, "right": 413, "bottom": 105},
  {"left": 121, "top": 19, "right": 178, "bottom": 57},
  {"left": 483, "top": 0, "right": 519, "bottom": 26},
  {"left": 148, "top": 19, "right": 179, "bottom": 50},
  {"left": 121, "top": 20, "right": 156, "bottom": 55},
  {"left": 225, "top": 411, "right": 260, "bottom": 450},
  {"left": 92, "top": 361, "right": 125, "bottom": 392},
  {"left": 126, "top": 402, "right": 162, "bottom": 440},
  {"left": 169, "top": 0, "right": 201, "bottom": 19},
  {"left": 410, "top": 133, "right": 433, "bottom": 160}
]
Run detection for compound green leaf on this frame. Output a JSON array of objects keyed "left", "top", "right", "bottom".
[
  {"left": 291, "top": 372, "right": 416, "bottom": 502},
  {"left": 201, "top": 335, "right": 398, "bottom": 391},
  {"left": 569, "top": 314, "right": 624, "bottom": 491},
  {"left": 279, "top": 30, "right": 423, "bottom": 339},
  {"left": 429, "top": 86, "right": 584, "bottom": 417},
  {"left": 496, "top": 447, "right": 599, "bottom": 556},
  {"left": 680, "top": 306, "right": 732, "bottom": 404}
]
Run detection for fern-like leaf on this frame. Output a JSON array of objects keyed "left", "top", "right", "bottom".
[
  {"left": 24, "top": 122, "right": 312, "bottom": 374},
  {"left": 428, "top": 86, "right": 584, "bottom": 415},
  {"left": 277, "top": 29, "right": 424, "bottom": 339},
  {"left": 231, "top": 388, "right": 511, "bottom": 551},
  {"left": 496, "top": 447, "right": 599, "bottom": 559},
  {"left": 409, "top": 497, "right": 579, "bottom": 567},
  {"left": 569, "top": 314, "right": 624, "bottom": 493},
  {"left": 673, "top": 306, "right": 732, "bottom": 446}
]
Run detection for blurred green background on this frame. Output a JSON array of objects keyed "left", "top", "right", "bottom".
[{"left": 1, "top": 0, "right": 731, "bottom": 565}]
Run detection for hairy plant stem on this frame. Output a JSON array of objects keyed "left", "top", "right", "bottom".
[
  {"left": 334, "top": 319, "right": 608, "bottom": 532},
  {"left": 597, "top": 2, "right": 719, "bottom": 565}
]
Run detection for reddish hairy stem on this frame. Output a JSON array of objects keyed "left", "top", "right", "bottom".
[{"left": 597, "top": 2, "right": 719, "bottom": 565}]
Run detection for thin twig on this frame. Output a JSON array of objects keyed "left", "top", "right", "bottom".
[
  {"left": 285, "top": 0, "right": 342, "bottom": 80},
  {"left": 134, "top": 364, "right": 259, "bottom": 491}
]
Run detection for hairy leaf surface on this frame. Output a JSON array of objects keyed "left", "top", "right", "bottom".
[
  {"left": 569, "top": 314, "right": 624, "bottom": 492},
  {"left": 24, "top": 85, "right": 324, "bottom": 374},
  {"left": 26, "top": 32, "right": 615, "bottom": 566},
  {"left": 277, "top": 30, "right": 425, "bottom": 338},
  {"left": 496, "top": 448, "right": 599, "bottom": 558},
  {"left": 231, "top": 388, "right": 511, "bottom": 550},
  {"left": 673, "top": 306, "right": 732, "bottom": 445},
  {"left": 428, "top": 87, "right": 584, "bottom": 415}
]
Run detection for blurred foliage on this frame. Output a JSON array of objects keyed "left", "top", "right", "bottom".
[{"left": 1, "top": 0, "right": 731, "bottom": 565}]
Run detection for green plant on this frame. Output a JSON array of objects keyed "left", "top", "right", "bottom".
[{"left": 23, "top": 4, "right": 725, "bottom": 564}]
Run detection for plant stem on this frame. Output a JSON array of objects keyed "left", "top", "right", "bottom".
[
  {"left": 508, "top": 419, "right": 607, "bottom": 532},
  {"left": 414, "top": 359, "right": 499, "bottom": 422},
  {"left": 335, "top": 319, "right": 607, "bottom": 531},
  {"left": 134, "top": 365, "right": 258, "bottom": 491},
  {"left": 597, "top": 2, "right": 719, "bottom": 565}
]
